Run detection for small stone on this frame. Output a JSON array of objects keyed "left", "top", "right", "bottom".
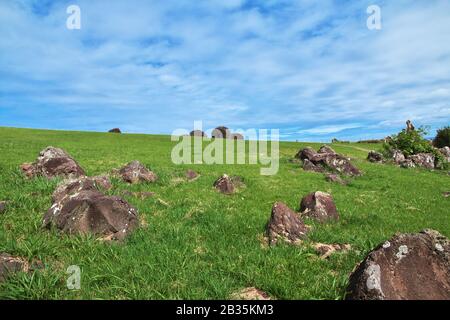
[
  {"left": 214, "top": 174, "right": 235, "bottom": 194},
  {"left": 118, "top": 161, "right": 158, "bottom": 184},
  {"left": 313, "top": 243, "right": 351, "bottom": 259},
  {"left": 300, "top": 191, "right": 339, "bottom": 223},
  {"left": 325, "top": 173, "right": 347, "bottom": 185},
  {"left": 266, "top": 202, "right": 309, "bottom": 246},
  {"left": 186, "top": 169, "right": 199, "bottom": 181},
  {"left": 230, "top": 287, "right": 271, "bottom": 300}
]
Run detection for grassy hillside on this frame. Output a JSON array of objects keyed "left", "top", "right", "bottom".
[{"left": 0, "top": 127, "right": 448, "bottom": 299}]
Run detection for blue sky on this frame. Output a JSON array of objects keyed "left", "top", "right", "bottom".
[{"left": 0, "top": 0, "right": 449, "bottom": 141}]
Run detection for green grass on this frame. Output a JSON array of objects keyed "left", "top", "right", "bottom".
[{"left": 0, "top": 127, "right": 448, "bottom": 299}]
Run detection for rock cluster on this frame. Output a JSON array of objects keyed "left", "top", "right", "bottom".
[{"left": 296, "top": 146, "right": 361, "bottom": 176}]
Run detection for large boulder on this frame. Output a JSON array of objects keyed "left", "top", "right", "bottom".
[
  {"left": 266, "top": 202, "right": 309, "bottom": 246},
  {"left": 43, "top": 179, "right": 139, "bottom": 240},
  {"left": 408, "top": 153, "right": 435, "bottom": 169},
  {"left": 51, "top": 176, "right": 112, "bottom": 203},
  {"left": 108, "top": 128, "right": 121, "bottom": 133},
  {"left": 118, "top": 161, "right": 158, "bottom": 184},
  {"left": 20, "top": 147, "right": 85, "bottom": 179},
  {"left": 300, "top": 191, "right": 339, "bottom": 223},
  {"left": 367, "top": 151, "right": 384, "bottom": 163},
  {"left": 296, "top": 146, "right": 361, "bottom": 176},
  {"left": 346, "top": 229, "right": 450, "bottom": 300}
]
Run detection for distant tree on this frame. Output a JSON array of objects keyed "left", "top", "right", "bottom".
[
  {"left": 383, "top": 126, "right": 433, "bottom": 157},
  {"left": 433, "top": 126, "right": 450, "bottom": 148}
]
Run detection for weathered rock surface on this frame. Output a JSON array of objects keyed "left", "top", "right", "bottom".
[
  {"left": 313, "top": 243, "right": 351, "bottom": 259},
  {"left": 346, "top": 229, "right": 450, "bottom": 300},
  {"left": 408, "top": 153, "right": 435, "bottom": 169},
  {"left": 391, "top": 149, "right": 405, "bottom": 164},
  {"left": 318, "top": 145, "right": 336, "bottom": 155},
  {"left": 296, "top": 146, "right": 361, "bottom": 176},
  {"left": 20, "top": 147, "right": 85, "bottom": 179},
  {"left": 303, "top": 159, "right": 325, "bottom": 173},
  {"left": 213, "top": 174, "right": 235, "bottom": 194},
  {"left": 0, "top": 253, "right": 29, "bottom": 282},
  {"left": 52, "top": 176, "right": 111, "bottom": 203},
  {"left": 400, "top": 159, "right": 415, "bottom": 168},
  {"left": 325, "top": 173, "right": 347, "bottom": 185},
  {"left": 300, "top": 191, "right": 339, "bottom": 223},
  {"left": 44, "top": 179, "right": 139, "bottom": 240},
  {"left": 190, "top": 130, "right": 207, "bottom": 137},
  {"left": 118, "top": 161, "right": 158, "bottom": 184},
  {"left": 108, "top": 128, "right": 121, "bottom": 133},
  {"left": 266, "top": 202, "right": 309, "bottom": 246},
  {"left": 367, "top": 151, "right": 384, "bottom": 163},
  {"left": 230, "top": 287, "right": 271, "bottom": 300}
]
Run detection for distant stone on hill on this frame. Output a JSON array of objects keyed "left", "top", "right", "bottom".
[
  {"left": 230, "top": 133, "right": 244, "bottom": 140},
  {"left": 266, "top": 202, "right": 309, "bottom": 246},
  {"left": 367, "top": 151, "right": 384, "bottom": 163},
  {"left": 118, "top": 161, "right": 158, "bottom": 184},
  {"left": 212, "top": 126, "right": 230, "bottom": 139},
  {"left": 346, "top": 229, "right": 450, "bottom": 300},
  {"left": 213, "top": 174, "right": 235, "bottom": 194},
  {"left": 296, "top": 145, "right": 361, "bottom": 176},
  {"left": 20, "top": 146, "right": 85, "bottom": 179},
  {"left": 108, "top": 128, "right": 121, "bottom": 133},
  {"left": 43, "top": 177, "right": 139, "bottom": 241},
  {"left": 190, "top": 130, "right": 207, "bottom": 138},
  {"left": 300, "top": 191, "right": 339, "bottom": 223}
]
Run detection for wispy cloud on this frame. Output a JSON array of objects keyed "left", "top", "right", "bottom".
[{"left": 0, "top": 0, "right": 449, "bottom": 140}]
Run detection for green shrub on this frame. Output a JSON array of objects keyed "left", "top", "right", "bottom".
[
  {"left": 433, "top": 126, "right": 450, "bottom": 148},
  {"left": 383, "top": 126, "right": 433, "bottom": 157}
]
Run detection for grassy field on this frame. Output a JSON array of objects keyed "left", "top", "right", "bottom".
[{"left": 0, "top": 126, "right": 449, "bottom": 299}]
